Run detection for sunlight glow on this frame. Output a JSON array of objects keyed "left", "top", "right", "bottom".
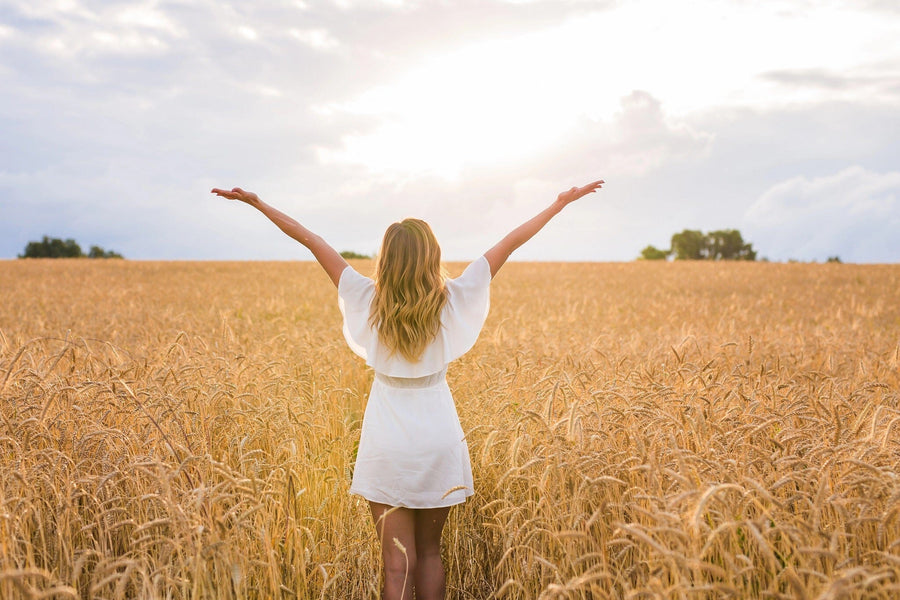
[
  {"left": 318, "top": 0, "right": 900, "bottom": 179},
  {"left": 318, "top": 30, "right": 596, "bottom": 178}
]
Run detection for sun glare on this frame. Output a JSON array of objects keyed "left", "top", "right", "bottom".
[
  {"left": 317, "top": 27, "right": 607, "bottom": 178},
  {"left": 317, "top": 0, "right": 900, "bottom": 179}
]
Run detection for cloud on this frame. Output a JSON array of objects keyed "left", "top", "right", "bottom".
[
  {"left": 759, "top": 65, "right": 900, "bottom": 104},
  {"left": 307, "top": 90, "right": 715, "bottom": 260},
  {"left": 865, "top": 0, "right": 900, "bottom": 14},
  {"left": 1, "top": 0, "right": 184, "bottom": 59},
  {"left": 589, "top": 91, "right": 714, "bottom": 177},
  {"left": 289, "top": 27, "right": 340, "bottom": 51},
  {"left": 2, "top": 0, "right": 900, "bottom": 263},
  {"left": 745, "top": 166, "right": 900, "bottom": 262}
]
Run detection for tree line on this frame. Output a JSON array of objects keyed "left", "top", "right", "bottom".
[
  {"left": 640, "top": 229, "right": 757, "bottom": 261},
  {"left": 19, "top": 236, "right": 123, "bottom": 259}
]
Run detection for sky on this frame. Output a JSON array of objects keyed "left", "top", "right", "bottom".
[{"left": 1, "top": 0, "right": 899, "bottom": 263}]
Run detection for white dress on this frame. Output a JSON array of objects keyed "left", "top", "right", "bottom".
[{"left": 338, "top": 255, "right": 491, "bottom": 508}]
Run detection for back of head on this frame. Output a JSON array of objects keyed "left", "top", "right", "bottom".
[{"left": 370, "top": 218, "right": 448, "bottom": 362}]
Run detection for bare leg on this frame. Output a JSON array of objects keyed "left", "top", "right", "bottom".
[
  {"left": 413, "top": 506, "right": 451, "bottom": 600},
  {"left": 369, "top": 502, "right": 416, "bottom": 600}
]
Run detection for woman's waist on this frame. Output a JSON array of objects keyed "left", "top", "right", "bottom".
[{"left": 373, "top": 367, "right": 448, "bottom": 389}]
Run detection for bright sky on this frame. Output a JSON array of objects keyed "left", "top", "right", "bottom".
[{"left": 2, "top": 0, "right": 899, "bottom": 262}]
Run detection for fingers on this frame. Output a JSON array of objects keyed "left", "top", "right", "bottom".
[
  {"left": 578, "top": 179, "right": 605, "bottom": 195},
  {"left": 211, "top": 187, "right": 244, "bottom": 200}
]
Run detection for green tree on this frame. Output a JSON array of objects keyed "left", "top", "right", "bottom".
[
  {"left": 19, "top": 237, "right": 123, "bottom": 259},
  {"left": 667, "top": 229, "right": 757, "bottom": 261},
  {"left": 707, "top": 229, "right": 757, "bottom": 261},
  {"left": 19, "top": 236, "right": 84, "bottom": 258},
  {"left": 340, "top": 250, "right": 370, "bottom": 259},
  {"left": 639, "top": 245, "right": 669, "bottom": 260},
  {"left": 670, "top": 229, "right": 707, "bottom": 260},
  {"left": 88, "top": 245, "right": 124, "bottom": 259}
]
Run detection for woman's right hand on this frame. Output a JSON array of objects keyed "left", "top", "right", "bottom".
[
  {"left": 556, "top": 180, "right": 604, "bottom": 207},
  {"left": 211, "top": 187, "right": 261, "bottom": 207}
]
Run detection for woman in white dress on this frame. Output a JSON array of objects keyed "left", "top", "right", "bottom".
[{"left": 211, "top": 180, "right": 603, "bottom": 600}]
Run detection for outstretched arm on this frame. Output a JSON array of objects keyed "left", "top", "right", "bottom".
[
  {"left": 483, "top": 179, "right": 603, "bottom": 278},
  {"left": 211, "top": 187, "right": 348, "bottom": 287}
]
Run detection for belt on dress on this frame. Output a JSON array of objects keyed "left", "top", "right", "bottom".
[{"left": 374, "top": 368, "right": 448, "bottom": 389}]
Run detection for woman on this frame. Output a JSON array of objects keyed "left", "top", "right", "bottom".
[{"left": 211, "top": 179, "right": 603, "bottom": 600}]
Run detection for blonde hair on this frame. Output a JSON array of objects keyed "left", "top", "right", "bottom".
[{"left": 370, "top": 218, "right": 448, "bottom": 362}]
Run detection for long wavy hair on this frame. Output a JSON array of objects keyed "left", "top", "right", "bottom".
[{"left": 370, "top": 218, "right": 448, "bottom": 362}]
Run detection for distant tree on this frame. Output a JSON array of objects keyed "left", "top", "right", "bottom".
[
  {"left": 667, "top": 229, "right": 757, "bottom": 261},
  {"left": 88, "top": 245, "right": 124, "bottom": 259},
  {"left": 670, "top": 229, "right": 707, "bottom": 260},
  {"left": 19, "top": 237, "right": 123, "bottom": 259},
  {"left": 340, "top": 250, "right": 370, "bottom": 259},
  {"left": 826, "top": 255, "right": 842, "bottom": 263},
  {"left": 19, "top": 236, "right": 83, "bottom": 258},
  {"left": 639, "top": 245, "right": 669, "bottom": 260},
  {"left": 707, "top": 229, "right": 757, "bottom": 261}
]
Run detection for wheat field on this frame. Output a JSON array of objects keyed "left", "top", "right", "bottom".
[{"left": 1, "top": 259, "right": 898, "bottom": 599}]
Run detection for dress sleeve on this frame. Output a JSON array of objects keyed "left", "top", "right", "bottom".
[
  {"left": 337, "top": 265, "right": 376, "bottom": 360},
  {"left": 442, "top": 255, "right": 491, "bottom": 362}
]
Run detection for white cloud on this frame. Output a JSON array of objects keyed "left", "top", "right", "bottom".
[
  {"left": 7, "top": 0, "right": 98, "bottom": 22},
  {"left": 332, "top": 0, "right": 413, "bottom": 9},
  {"left": 254, "top": 85, "right": 283, "bottom": 97},
  {"left": 746, "top": 167, "right": 900, "bottom": 262},
  {"left": 237, "top": 25, "right": 258, "bottom": 41},
  {"left": 310, "top": 0, "right": 900, "bottom": 181},
  {"left": 600, "top": 91, "right": 714, "bottom": 177},
  {"left": 2, "top": 0, "right": 900, "bottom": 262},
  {"left": 89, "top": 29, "right": 168, "bottom": 53},
  {"left": 289, "top": 28, "right": 340, "bottom": 51},
  {"left": 3, "top": 0, "right": 186, "bottom": 58},
  {"left": 115, "top": 4, "right": 182, "bottom": 36}
]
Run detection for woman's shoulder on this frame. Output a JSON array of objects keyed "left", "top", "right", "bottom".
[
  {"left": 447, "top": 256, "right": 489, "bottom": 284},
  {"left": 445, "top": 256, "right": 490, "bottom": 297},
  {"left": 339, "top": 265, "right": 375, "bottom": 297},
  {"left": 437, "top": 256, "right": 491, "bottom": 362}
]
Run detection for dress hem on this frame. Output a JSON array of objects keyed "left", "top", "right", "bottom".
[{"left": 350, "top": 487, "right": 474, "bottom": 509}]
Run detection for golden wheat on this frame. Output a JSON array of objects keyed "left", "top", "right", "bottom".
[{"left": 1, "top": 259, "right": 898, "bottom": 598}]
